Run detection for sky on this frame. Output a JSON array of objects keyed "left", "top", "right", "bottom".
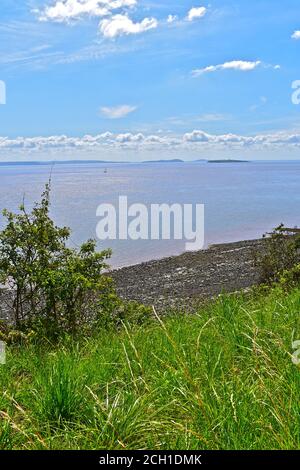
[{"left": 0, "top": 0, "right": 300, "bottom": 161}]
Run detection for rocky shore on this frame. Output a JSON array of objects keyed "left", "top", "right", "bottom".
[{"left": 110, "top": 239, "right": 264, "bottom": 310}]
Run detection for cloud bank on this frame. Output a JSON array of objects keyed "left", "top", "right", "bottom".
[{"left": 2, "top": 129, "right": 300, "bottom": 156}]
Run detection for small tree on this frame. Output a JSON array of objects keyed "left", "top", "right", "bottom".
[{"left": 0, "top": 184, "right": 112, "bottom": 336}]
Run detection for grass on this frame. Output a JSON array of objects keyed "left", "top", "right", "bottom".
[{"left": 1, "top": 284, "right": 300, "bottom": 450}]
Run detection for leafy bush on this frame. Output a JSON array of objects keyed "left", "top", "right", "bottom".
[
  {"left": 255, "top": 224, "right": 300, "bottom": 284},
  {"left": 95, "top": 292, "right": 153, "bottom": 330},
  {"left": 278, "top": 264, "right": 300, "bottom": 290},
  {"left": 0, "top": 184, "right": 113, "bottom": 337}
]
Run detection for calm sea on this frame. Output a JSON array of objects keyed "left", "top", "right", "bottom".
[{"left": 0, "top": 160, "right": 299, "bottom": 268}]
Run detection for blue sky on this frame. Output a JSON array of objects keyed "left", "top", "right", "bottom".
[{"left": 0, "top": 0, "right": 300, "bottom": 161}]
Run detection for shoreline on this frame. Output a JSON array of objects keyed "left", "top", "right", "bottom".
[
  {"left": 0, "top": 238, "right": 264, "bottom": 321},
  {"left": 110, "top": 238, "right": 264, "bottom": 310}
]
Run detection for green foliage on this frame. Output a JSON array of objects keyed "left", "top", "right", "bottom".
[
  {"left": 0, "top": 423, "right": 14, "bottom": 450},
  {"left": 255, "top": 224, "right": 300, "bottom": 284},
  {"left": 0, "top": 184, "right": 112, "bottom": 337},
  {"left": 2, "top": 189, "right": 300, "bottom": 450},
  {"left": 95, "top": 291, "right": 153, "bottom": 330},
  {"left": 1, "top": 284, "right": 300, "bottom": 450},
  {"left": 278, "top": 264, "right": 300, "bottom": 290},
  {"left": 33, "top": 351, "right": 87, "bottom": 425}
]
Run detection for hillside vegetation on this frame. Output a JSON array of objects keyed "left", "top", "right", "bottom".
[
  {"left": 1, "top": 283, "right": 300, "bottom": 450},
  {"left": 1, "top": 189, "right": 300, "bottom": 450}
]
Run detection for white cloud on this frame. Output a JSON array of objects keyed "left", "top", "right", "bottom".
[
  {"left": 167, "top": 14, "right": 177, "bottom": 24},
  {"left": 192, "top": 60, "right": 262, "bottom": 76},
  {"left": 99, "top": 14, "right": 158, "bottom": 38},
  {"left": 116, "top": 132, "right": 144, "bottom": 142},
  {"left": 184, "top": 130, "right": 210, "bottom": 142},
  {"left": 292, "top": 30, "right": 300, "bottom": 40},
  {"left": 37, "top": 0, "right": 136, "bottom": 23},
  {"left": 100, "top": 104, "right": 137, "bottom": 119},
  {"left": 187, "top": 6, "right": 207, "bottom": 22}
]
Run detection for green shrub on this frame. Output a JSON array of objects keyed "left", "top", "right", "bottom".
[
  {"left": 0, "top": 184, "right": 112, "bottom": 338},
  {"left": 255, "top": 224, "right": 300, "bottom": 284},
  {"left": 278, "top": 264, "right": 300, "bottom": 290},
  {"left": 95, "top": 291, "right": 153, "bottom": 330}
]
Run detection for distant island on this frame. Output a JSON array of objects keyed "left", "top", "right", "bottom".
[
  {"left": 208, "top": 159, "right": 249, "bottom": 163},
  {"left": 142, "top": 159, "right": 184, "bottom": 163}
]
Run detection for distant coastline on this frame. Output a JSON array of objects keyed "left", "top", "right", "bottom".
[
  {"left": 1, "top": 159, "right": 299, "bottom": 167},
  {"left": 0, "top": 158, "right": 252, "bottom": 166},
  {"left": 0, "top": 160, "right": 130, "bottom": 166},
  {"left": 0, "top": 158, "right": 188, "bottom": 166},
  {"left": 8, "top": 159, "right": 300, "bottom": 167}
]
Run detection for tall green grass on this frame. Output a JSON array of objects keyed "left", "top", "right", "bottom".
[{"left": 1, "top": 285, "right": 300, "bottom": 450}]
